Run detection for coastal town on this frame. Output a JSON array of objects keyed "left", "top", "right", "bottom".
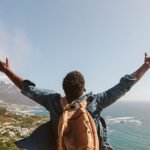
[
  {"left": 0, "top": 81, "right": 48, "bottom": 149},
  {"left": 0, "top": 103, "right": 49, "bottom": 150}
]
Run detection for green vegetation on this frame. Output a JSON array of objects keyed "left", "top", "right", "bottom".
[
  {"left": 0, "top": 107, "right": 49, "bottom": 149},
  {"left": 0, "top": 139, "right": 22, "bottom": 150}
]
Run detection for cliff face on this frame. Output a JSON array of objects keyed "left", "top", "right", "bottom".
[
  {"left": 0, "top": 81, "right": 38, "bottom": 106},
  {"left": 0, "top": 107, "right": 49, "bottom": 150}
]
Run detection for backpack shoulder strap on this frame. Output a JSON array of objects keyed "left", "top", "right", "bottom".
[
  {"left": 60, "top": 97, "right": 88, "bottom": 111},
  {"left": 60, "top": 97, "right": 68, "bottom": 111},
  {"left": 100, "top": 117, "right": 106, "bottom": 129},
  {"left": 79, "top": 98, "right": 88, "bottom": 108}
]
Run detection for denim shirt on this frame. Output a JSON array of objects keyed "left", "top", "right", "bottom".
[{"left": 15, "top": 75, "right": 136, "bottom": 150}]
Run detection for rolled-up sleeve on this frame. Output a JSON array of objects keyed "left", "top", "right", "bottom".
[
  {"left": 21, "top": 80, "right": 60, "bottom": 111},
  {"left": 95, "top": 74, "right": 137, "bottom": 109}
]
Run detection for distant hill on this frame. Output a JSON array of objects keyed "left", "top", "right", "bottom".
[{"left": 0, "top": 81, "right": 38, "bottom": 106}]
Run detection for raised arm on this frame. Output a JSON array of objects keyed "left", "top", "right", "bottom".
[
  {"left": 131, "top": 53, "right": 150, "bottom": 81},
  {"left": 94, "top": 53, "right": 150, "bottom": 109},
  {"left": 0, "top": 58, "right": 23, "bottom": 89},
  {"left": 0, "top": 58, "right": 60, "bottom": 111}
]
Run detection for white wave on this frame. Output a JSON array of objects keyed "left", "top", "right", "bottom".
[
  {"left": 108, "top": 129, "right": 115, "bottom": 133},
  {"left": 106, "top": 116, "right": 142, "bottom": 125}
]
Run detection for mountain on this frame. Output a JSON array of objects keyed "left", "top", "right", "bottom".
[{"left": 0, "top": 81, "right": 38, "bottom": 106}]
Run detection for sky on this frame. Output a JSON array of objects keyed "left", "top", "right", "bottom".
[{"left": 0, "top": 0, "right": 150, "bottom": 101}]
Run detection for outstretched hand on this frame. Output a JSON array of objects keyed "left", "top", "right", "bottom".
[
  {"left": 0, "top": 58, "right": 9, "bottom": 73},
  {"left": 144, "top": 53, "right": 150, "bottom": 68}
]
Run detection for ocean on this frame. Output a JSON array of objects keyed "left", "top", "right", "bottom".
[
  {"left": 102, "top": 101, "right": 150, "bottom": 150},
  {"left": 30, "top": 101, "right": 150, "bottom": 150}
]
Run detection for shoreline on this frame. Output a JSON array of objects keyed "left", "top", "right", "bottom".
[{"left": 0, "top": 100, "right": 48, "bottom": 116}]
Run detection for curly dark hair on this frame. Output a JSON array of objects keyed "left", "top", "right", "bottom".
[{"left": 62, "top": 71, "right": 85, "bottom": 101}]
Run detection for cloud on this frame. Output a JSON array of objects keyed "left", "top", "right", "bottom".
[{"left": 0, "top": 24, "right": 33, "bottom": 71}]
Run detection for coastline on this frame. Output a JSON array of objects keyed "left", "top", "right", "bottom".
[
  {"left": 0, "top": 100, "right": 49, "bottom": 116},
  {"left": 0, "top": 102, "right": 49, "bottom": 150}
]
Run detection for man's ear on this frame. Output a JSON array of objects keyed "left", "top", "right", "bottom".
[{"left": 84, "top": 88, "right": 86, "bottom": 92}]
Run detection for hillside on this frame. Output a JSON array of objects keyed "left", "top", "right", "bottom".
[
  {"left": 0, "top": 107, "right": 49, "bottom": 150},
  {"left": 0, "top": 81, "right": 38, "bottom": 106}
]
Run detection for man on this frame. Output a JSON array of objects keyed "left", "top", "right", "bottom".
[{"left": 0, "top": 53, "right": 150, "bottom": 150}]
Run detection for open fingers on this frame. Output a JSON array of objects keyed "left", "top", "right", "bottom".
[
  {"left": 0, "top": 61, "right": 5, "bottom": 65},
  {"left": 146, "top": 57, "right": 150, "bottom": 62},
  {"left": 6, "top": 58, "right": 8, "bottom": 65},
  {"left": 6, "top": 58, "right": 8, "bottom": 67},
  {"left": 0, "top": 61, "right": 6, "bottom": 71},
  {"left": 145, "top": 52, "right": 147, "bottom": 57}
]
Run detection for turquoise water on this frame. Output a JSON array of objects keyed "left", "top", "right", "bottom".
[
  {"left": 31, "top": 101, "right": 150, "bottom": 150},
  {"left": 102, "top": 101, "right": 150, "bottom": 150}
]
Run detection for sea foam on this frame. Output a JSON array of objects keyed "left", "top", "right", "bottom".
[{"left": 106, "top": 116, "right": 142, "bottom": 125}]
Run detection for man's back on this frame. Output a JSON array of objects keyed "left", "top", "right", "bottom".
[
  {"left": 1, "top": 53, "right": 150, "bottom": 150},
  {"left": 15, "top": 74, "right": 135, "bottom": 150}
]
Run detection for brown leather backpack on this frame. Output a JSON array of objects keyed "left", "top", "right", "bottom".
[{"left": 57, "top": 98, "right": 100, "bottom": 150}]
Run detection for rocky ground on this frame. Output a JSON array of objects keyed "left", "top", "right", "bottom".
[{"left": 0, "top": 107, "right": 49, "bottom": 150}]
